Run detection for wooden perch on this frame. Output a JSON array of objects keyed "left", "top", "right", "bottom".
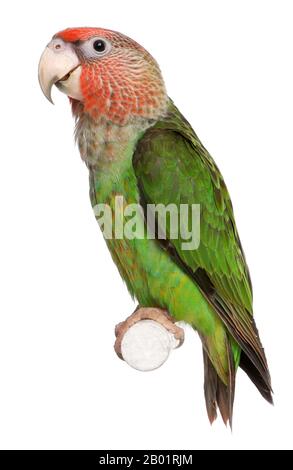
[{"left": 114, "top": 307, "right": 185, "bottom": 371}]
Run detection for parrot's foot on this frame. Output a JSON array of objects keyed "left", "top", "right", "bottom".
[{"left": 114, "top": 307, "right": 185, "bottom": 371}]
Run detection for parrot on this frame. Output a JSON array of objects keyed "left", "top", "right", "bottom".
[{"left": 38, "top": 27, "right": 272, "bottom": 426}]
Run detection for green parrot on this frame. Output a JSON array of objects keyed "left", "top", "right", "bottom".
[{"left": 38, "top": 27, "right": 272, "bottom": 425}]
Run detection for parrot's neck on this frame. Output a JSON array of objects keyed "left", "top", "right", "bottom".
[{"left": 74, "top": 110, "right": 154, "bottom": 173}]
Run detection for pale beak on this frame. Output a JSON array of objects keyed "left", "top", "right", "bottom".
[{"left": 38, "top": 38, "right": 82, "bottom": 104}]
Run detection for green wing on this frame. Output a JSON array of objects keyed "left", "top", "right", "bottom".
[{"left": 133, "top": 100, "right": 272, "bottom": 401}]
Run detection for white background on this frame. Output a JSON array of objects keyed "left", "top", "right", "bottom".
[{"left": 0, "top": 0, "right": 292, "bottom": 450}]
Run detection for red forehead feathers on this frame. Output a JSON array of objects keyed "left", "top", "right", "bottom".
[
  {"left": 56, "top": 27, "right": 110, "bottom": 42},
  {"left": 55, "top": 27, "right": 144, "bottom": 53}
]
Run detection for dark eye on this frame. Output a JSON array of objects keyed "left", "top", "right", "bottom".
[{"left": 93, "top": 39, "right": 106, "bottom": 52}]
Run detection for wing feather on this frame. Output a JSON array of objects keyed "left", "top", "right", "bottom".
[{"left": 133, "top": 100, "right": 272, "bottom": 399}]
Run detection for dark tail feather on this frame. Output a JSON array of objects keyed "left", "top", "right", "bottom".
[
  {"left": 203, "top": 339, "right": 235, "bottom": 428},
  {"left": 239, "top": 351, "right": 273, "bottom": 404},
  {"left": 203, "top": 349, "right": 218, "bottom": 424}
]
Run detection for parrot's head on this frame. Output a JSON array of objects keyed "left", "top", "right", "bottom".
[{"left": 38, "top": 27, "right": 167, "bottom": 125}]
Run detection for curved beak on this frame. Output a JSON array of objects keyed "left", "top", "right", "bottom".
[{"left": 38, "top": 39, "right": 81, "bottom": 104}]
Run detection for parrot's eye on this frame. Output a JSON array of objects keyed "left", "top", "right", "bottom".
[
  {"left": 77, "top": 37, "right": 111, "bottom": 59},
  {"left": 93, "top": 40, "right": 106, "bottom": 53}
]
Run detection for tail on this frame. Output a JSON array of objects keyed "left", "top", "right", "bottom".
[
  {"left": 202, "top": 339, "right": 235, "bottom": 427},
  {"left": 202, "top": 335, "right": 273, "bottom": 427},
  {"left": 239, "top": 349, "right": 273, "bottom": 404}
]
